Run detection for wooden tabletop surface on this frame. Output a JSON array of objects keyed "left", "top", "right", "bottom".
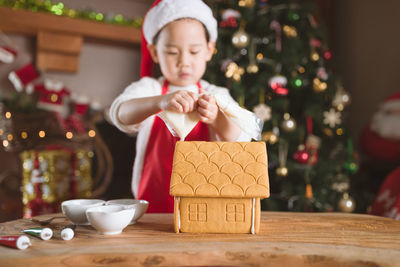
[{"left": 0, "top": 212, "right": 399, "bottom": 267}]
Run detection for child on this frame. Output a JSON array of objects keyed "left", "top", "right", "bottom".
[{"left": 109, "top": 0, "right": 262, "bottom": 213}]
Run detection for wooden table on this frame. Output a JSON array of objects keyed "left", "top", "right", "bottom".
[{"left": 0, "top": 212, "right": 399, "bottom": 267}]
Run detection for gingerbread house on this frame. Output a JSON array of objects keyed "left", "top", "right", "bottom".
[{"left": 170, "top": 141, "right": 269, "bottom": 234}]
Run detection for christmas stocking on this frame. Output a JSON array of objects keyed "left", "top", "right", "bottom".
[
  {"left": 8, "top": 63, "right": 39, "bottom": 92},
  {"left": 0, "top": 46, "right": 17, "bottom": 64},
  {"left": 33, "top": 79, "right": 71, "bottom": 131}
]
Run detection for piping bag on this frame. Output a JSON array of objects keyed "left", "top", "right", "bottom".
[{"left": 0, "top": 235, "right": 31, "bottom": 250}]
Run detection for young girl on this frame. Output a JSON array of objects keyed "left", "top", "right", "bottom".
[{"left": 109, "top": 0, "right": 262, "bottom": 213}]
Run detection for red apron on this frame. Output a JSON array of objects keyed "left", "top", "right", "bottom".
[{"left": 137, "top": 80, "right": 209, "bottom": 213}]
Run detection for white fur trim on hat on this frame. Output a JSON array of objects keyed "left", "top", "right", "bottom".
[{"left": 143, "top": 0, "right": 217, "bottom": 45}]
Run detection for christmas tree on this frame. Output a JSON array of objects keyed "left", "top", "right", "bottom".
[{"left": 205, "top": 0, "right": 359, "bottom": 212}]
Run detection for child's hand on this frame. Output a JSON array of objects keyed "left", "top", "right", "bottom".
[
  {"left": 197, "top": 90, "right": 219, "bottom": 124},
  {"left": 159, "top": 90, "right": 198, "bottom": 113}
]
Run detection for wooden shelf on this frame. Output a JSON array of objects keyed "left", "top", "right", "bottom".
[
  {"left": 0, "top": 6, "right": 141, "bottom": 44},
  {"left": 0, "top": 6, "right": 142, "bottom": 72}
]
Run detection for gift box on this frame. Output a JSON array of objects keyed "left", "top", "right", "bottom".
[{"left": 20, "top": 147, "right": 93, "bottom": 217}]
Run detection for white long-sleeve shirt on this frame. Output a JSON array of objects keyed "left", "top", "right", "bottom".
[{"left": 109, "top": 77, "right": 262, "bottom": 197}]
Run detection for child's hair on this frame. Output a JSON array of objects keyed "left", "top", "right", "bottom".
[{"left": 152, "top": 18, "right": 211, "bottom": 45}]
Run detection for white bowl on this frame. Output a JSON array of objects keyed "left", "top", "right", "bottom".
[
  {"left": 86, "top": 205, "right": 135, "bottom": 235},
  {"left": 61, "top": 199, "right": 105, "bottom": 225},
  {"left": 105, "top": 199, "right": 149, "bottom": 224}
]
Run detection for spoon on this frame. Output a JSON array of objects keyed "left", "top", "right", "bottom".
[{"left": 31, "top": 216, "right": 65, "bottom": 226}]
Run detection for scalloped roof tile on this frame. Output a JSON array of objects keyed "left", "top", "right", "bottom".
[{"left": 170, "top": 141, "right": 270, "bottom": 198}]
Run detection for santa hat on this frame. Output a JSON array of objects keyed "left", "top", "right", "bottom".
[
  {"left": 8, "top": 63, "right": 39, "bottom": 92},
  {"left": 0, "top": 46, "right": 17, "bottom": 64},
  {"left": 141, "top": 0, "right": 217, "bottom": 77},
  {"left": 379, "top": 91, "right": 400, "bottom": 111}
]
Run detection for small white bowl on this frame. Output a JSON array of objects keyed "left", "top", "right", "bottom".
[
  {"left": 61, "top": 199, "right": 105, "bottom": 225},
  {"left": 86, "top": 205, "right": 135, "bottom": 235},
  {"left": 105, "top": 199, "right": 149, "bottom": 224}
]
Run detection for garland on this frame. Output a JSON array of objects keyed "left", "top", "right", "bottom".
[{"left": 0, "top": 0, "right": 143, "bottom": 28}]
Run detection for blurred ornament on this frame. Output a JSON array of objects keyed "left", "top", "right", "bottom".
[
  {"left": 225, "top": 62, "right": 244, "bottom": 82},
  {"left": 317, "top": 67, "right": 328, "bottom": 81},
  {"left": 338, "top": 193, "right": 356, "bottom": 213},
  {"left": 276, "top": 139, "right": 289, "bottom": 177},
  {"left": 297, "top": 66, "right": 306, "bottom": 74},
  {"left": 307, "top": 14, "right": 318, "bottom": 28},
  {"left": 323, "top": 127, "right": 333, "bottom": 137},
  {"left": 323, "top": 108, "right": 342, "bottom": 128},
  {"left": 288, "top": 10, "right": 300, "bottom": 22},
  {"left": 276, "top": 166, "right": 288, "bottom": 177},
  {"left": 345, "top": 139, "right": 358, "bottom": 174},
  {"left": 283, "top": 25, "right": 298, "bottom": 38},
  {"left": 305, "top": 184, "right": 313, "bottom": 199},
  {"left": 232, "top": 29, "right": 250, "bottom": 48},
  {"left": 269, "top": 75, "right": 288, "bottom": 95},
  {"left": 293, "top": 145, "right": 309, "bottom": 164},
  {"left": 290, "top": 77, "right": 303, "bottom": 88},
  {"left": 332, "top": 176, "right": 350, "bottom": 193},
  {"left": 270, "top": 20, "right": 282, "bottom": 52},
  {"left": 281, "top": 113, "right": 296, "bottom": 132},
  {"left": 309, "top": 38, "right": 322, "bottom": 48},
  {"left": 332, "top": 86, "right": 351, "bottom": 110},
  {"left": 306, "top": 134, "right": 321, "bottom": 165},
  {"left": 247, "top": 63, "right": 259, "bottom": 73},
  {"left": 324, "top": 50, "right": 332, "bottom": 60},
  {"left": 310, "top": 50, "right": 320, "bottom": 61},
  {"left": 313, "top": 78, "right": 327, "bottom": 92},
  {"left": 263, "top": 131, "right": 278, "bottom": 145},
  {"left": 238, "top": 0, "right": 255, "bottom": 8},
  {"left": 253, "top": 104, "right": 271, "bottom": 122}
]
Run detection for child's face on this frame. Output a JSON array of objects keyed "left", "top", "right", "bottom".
[{"left": 148, "top": 19, "right": 215, "bottom": 87}]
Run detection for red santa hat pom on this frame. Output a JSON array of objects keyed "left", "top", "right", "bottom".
[
  {"left": 8, "top": 63, "right": 39, "bottom": 92},
  {"left": 0, "top": 46, "right": 17, "bottom": 64},
  {"left": 141, "top": 0, "right": 217, "bottom": 77}
]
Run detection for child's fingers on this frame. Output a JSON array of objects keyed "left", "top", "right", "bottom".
[
  {"left": 198, "top": 98, "right": 209, "bottom": 109},
  {"left": 197, "top": 107, "right": 210, "bottom": 122},
  {"left": 170, "top": 91, "right": 197, "bottom": 112},
  {"left": 169, "top": 98, "right": 183, "bottom": 112}
]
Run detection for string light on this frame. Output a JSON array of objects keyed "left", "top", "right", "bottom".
[
  {"left": 3, "top": 140, "right": 9, "bottom": 147},
  {"left": 7, "top": 134, "right": 13, "bottom": 141},
  {"left": 88, "top": 130, "right": 96, "bottom": 138},
  {"left": 5, "top": 112, "right": 11, "bottom": 119},
  {"left": 66, "top": 132, "right": 73, "bottom": 139},
  {"left": 21, "top": 131, "right": 28, "bottom": 139},
  {"left": 39, "top": 131, "right": 46, "bottom": 138}
]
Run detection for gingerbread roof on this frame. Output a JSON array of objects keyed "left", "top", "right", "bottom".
[{"left": 170, "top": 141, "right": 270, "bottom": 198}]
